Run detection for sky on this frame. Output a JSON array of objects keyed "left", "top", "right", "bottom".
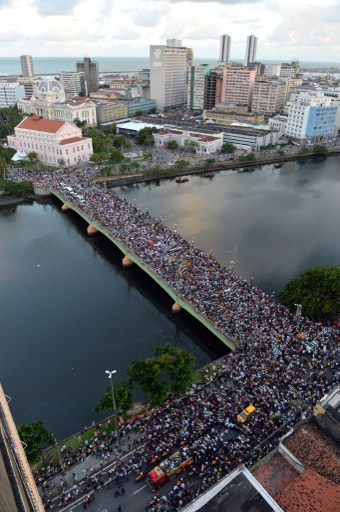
[{"left": 0, "top": 0, "right": 340, "bottom": 62}]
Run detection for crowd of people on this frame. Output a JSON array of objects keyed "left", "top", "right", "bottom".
[{"left": 9, "top": 165, "right": 339, "bottom": 511}]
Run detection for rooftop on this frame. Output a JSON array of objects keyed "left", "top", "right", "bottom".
[
  {"left": 17, "top": 116, "right": 65, "bottom": 133},
  {"left": 59, "top": 136, "right": 87, "bottom": 145},
  {"left": 253, "top": 452, "right": 300, "bottom": 498}
]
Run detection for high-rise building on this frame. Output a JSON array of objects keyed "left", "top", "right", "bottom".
[
  {"left": 219, "top": 34, "right": 231, "bottom": 63},
  {"left": 251, "top": 78, "right": 287, "bottom": 115},
  {"left": 18, "top": 77, "right": 40, "bottom": 98},
  {"left": 20, "top": 55, "right": 34, "bottom": 77},
  {"left": 150, "top": 40, "right": 189, "bottom": 110},
  {"left": 60, "top": 71, "right": 85, "bottom": 97},
  {"left": 187, "top": 64, "right": 210, "bottom": 110},
  {"left": 76, "top": 58, "right": 99, "bottom": 95},
  {"left": 204, "top": 67, "right": 223, "bottom": 109},
  {"left": 245, "top": 35, "right": 257, "bottom": 66},
  {"left": 0, "top": 82, "right": 26, "bottom": 107},
  {"left": 284, "top": 92, "right": 338, "bottom": 140},
  {"left": 221, "top": 65, "right": 256, "bottom": 110}
]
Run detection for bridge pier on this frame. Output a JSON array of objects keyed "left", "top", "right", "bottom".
[
  {"left": 61, "top": 203, "right": 70, "bottom": 211},
  {"left": 87, "top": 225, "right": 98, "bottom": 235},
  {"left": 172, "top": 302, "right": 182, "bottom": 313},
  {"left": 122, "top": 255, "right": 134, "bottom": 268}
]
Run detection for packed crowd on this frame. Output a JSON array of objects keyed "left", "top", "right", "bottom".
[{"left": 9, "top": 166, "right": 339, "bottom": 511}]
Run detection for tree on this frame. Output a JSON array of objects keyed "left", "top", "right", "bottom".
[
  {"left": 127, "top": 359, "right": 168, "bottom": 406},
  {"left": 156, "top": 344, "right": 196, "bottom": 394},
  {"left": 221, "top": 142, "right": 236, "bottom": 154},
  {"left": 74, "top": 118, "right": 87, "bottom": 128},
  {"left": 27, "top": 151, "right": 38, "bottom": 162},
  {"left": 167, "top": 140, "right": 179, "bottom": 150},
  {"left": 110, "top": 148, "right": 124, "bottom": 163},
  {"left": 312, "top": 144, "right": 328, "bottom": 155},
  {"left": 278, "top": 265, "right": 340, "bottom": 321},
  {"left": 184, "top": 139, "right": 198, "bottom": 153},
  {"left": 57, "top": 158, "right": 65, "bottom": 166},
  {"left": 90, "top": 152, "right": 106, "bottom": 163},
  {"left": 112, "top": 135, "right": 129, "bottom": 151},
  {"left": 17, "top": 421, "right": 54, "bottom": 464},
  {"left": 0, "top": 158, "right": 7, "bottom": 179},
  {"left": 135, "top": 127, "right": 155, "bottom": 146},
  {"left": 0, "top": 106, "right": 24, "bottom": 138},
  {"left": 174, "top": 160, "right": 189, "bottom": 168},
  {"left": 0, "top": 145, "right": 16, "bottom": 163},
  {"left": 205, "top": 158, "right": 216, "bottom": 165},
  {"left": 238, "top": 153, "right": 256, "bottom": 162},
  {"left": 95, "top": 380, "right": 134, "bottom": 418}
]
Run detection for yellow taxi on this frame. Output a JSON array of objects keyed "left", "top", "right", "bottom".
[{"left": 237, "top": 404, "right": 256, "bottom": 423}]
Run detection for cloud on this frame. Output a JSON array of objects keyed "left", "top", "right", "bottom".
[
  {"left": 34, "top": 0, "right": 81, "bottom": 16},
  {"left": 134, "top": 8, "right": 165, "bottom": 27},
  {"left": 169, "top": 0, "right": 260, "bottom": 3}
]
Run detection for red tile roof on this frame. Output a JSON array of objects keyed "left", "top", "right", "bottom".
[
  {"left": 276, "top": 469, "right": 340, "bottom": 512},
  {"left": 17, "top": 116, "right": 65, "bottom": 133},
  {"left": 284, "top": 422, "right": 340, "bottom": 485},
  {"left": 59, "top": 137, "right": 86, "bottom": 145},
  {"left": 253, "top": 453, "right": 299, "bottom": 498}
]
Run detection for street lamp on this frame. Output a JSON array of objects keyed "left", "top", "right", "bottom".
[
  {"left": 105, "top": 370, "right": 119, "bottom": 447},
  {"left": 294, "top": 304, "right": 302, "bottom": 322}
]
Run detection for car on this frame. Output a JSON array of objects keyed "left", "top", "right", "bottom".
[{"left": 237, "top": 405, "right": 256, "bottom": 423}]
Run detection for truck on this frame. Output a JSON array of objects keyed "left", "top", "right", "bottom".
[{"left": 146, "top": 451, "right": 193, "bottom": 491}]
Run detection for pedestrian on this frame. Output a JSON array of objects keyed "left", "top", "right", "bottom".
[{"left": 117, "top": 505, "right": 122, "bottom": 512}]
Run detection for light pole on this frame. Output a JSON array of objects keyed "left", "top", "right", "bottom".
[
  {"left": 294, "top": 303, "right": 302, "bottom": 322},
  {"left": 105, "top": 369, "right": 119, "bottom": 447}
]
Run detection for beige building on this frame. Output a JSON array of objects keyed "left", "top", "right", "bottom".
[
  {"left": 8, "top": 116, "right": 93, "bottom": 166},
  {"left": 221, "top": 65, "right": 256, "bottom": 110},
  {"left": 251, "top": 78, "right": 287, "bottom": 115},
  {"left": 17, "top": 78, "right": 97, "bottom": 126},
  {"left": 204, "top": 104, "right": 264, "bottom": 125},
  {"left": 150, "top": 40, "right": 189, "bottom": 110},
  {"left": 95, "top": 101, "right": 128, "bottom": 124}
]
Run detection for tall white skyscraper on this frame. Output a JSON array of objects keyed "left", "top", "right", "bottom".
[
  {"left": 245, "top": 35, "right": 258, "bottom": 66},
  {"left": 219, "top": 34, "right": 231, "bottom": 63},
  {"left": 20, "top": 55, "right": 34, "bottom": 77}
]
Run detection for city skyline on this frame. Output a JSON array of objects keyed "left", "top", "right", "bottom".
[{"left": 0, "top": 0, "right": 340, "bottom": 62}]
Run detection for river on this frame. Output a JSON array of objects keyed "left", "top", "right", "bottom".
[{"left": 0, "top": 156, "right": 339, "bottom": 438}]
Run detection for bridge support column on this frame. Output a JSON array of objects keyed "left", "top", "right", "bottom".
[
  {"left": 87, "top": 225, "right": 98, "bottom": 235},
  {"left": 172, "top": 302, "right": 182, "bottom": 313},
  {"left": 122, "top": 256, "right": 134, "bottom": 268},
  {"left": 61, "top": 203, "right": 70, "bottom": 211}
]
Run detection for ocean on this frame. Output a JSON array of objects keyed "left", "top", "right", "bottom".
[{"left": 0, "top": 56, "right": 339, "bottom": 76}]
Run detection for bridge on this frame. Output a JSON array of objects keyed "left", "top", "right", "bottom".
[{"left": 50, "top": 187, "right": 237, "bottom": 351}]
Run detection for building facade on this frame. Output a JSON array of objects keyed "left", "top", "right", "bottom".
[
  {"left": 284, "top": 93, "right": 338, "bottom": 140},
  {"left": 251, "top": 78, "right": 287, "bottom": 115},
  {"left": 76, "top": 58, "right": 99, "bottom": 95},
  {"left": 221, "top": 65, "right": 256, "bottom": 110},
  {"left": 17, "top": 78, "right": 97, "bottom": 126},
  {"left": 0, "top": 82, "right": 26, "bottom": 107},
  {"left": 263, "top": 64, "right": 282, "bottom": 77},
  {"left": 219, "top": 34, "right": 231, "bottom": 64},
  {"left": 150, "top": 40, "right": 188, "bottom": 111},
  {"left": 203, "top": 104, "right": 265, "bottom": 125},
  {"left": 60, "top": 72, "right": 85, "bottom": 97},
  {"left": 154, "top": 128, "right": 223, "bottom": 155},
  {"left": 20, "top": 55, "right": 34, "bottom": 77},
  {"left": 245, "top": 35, "right": 257, "bottom": 66},
  {"left": 95, "top": 101, "right": 129, "bottom": 124},
  {"left": 18, "top": 77, "right": 40, "bottom": 98},
  {"left": 187, "top": 64, "right": 210, "bottom": 111},
  {"left": 8, "top": 116, "right": 93, "bottom": 166}
]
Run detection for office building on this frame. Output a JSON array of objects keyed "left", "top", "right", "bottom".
[
  {"left": 187, "top": 64, "right": 210, "bottom": 110},
  {"left": 95, "top": 101, "right": 129, "bottom": 125},
  {"left": 204, "top": 67, "right": 223, "bottom": 109},
  {"left": 0, "top": 82, "right": 26, "bottom": 107},
  {"left": 280, "top": 61, "right": 301, "bottom": 78},
  {"left": 76, "top": 57, "right": 99, "bottom": 95},
  {"left": 150, "top": 40, "right": 189, "bottom": 110},
  {"left": 221, "top": 65, "right": 256, "bottom": 110},
  {"left": 60, "top": 71, "right": 85, "bottom": 97},
  {"left": 18, "top": 77, "right": 40, "bottom": 98},
  {"left": 245, "top": 35, "right": 258, "bottom": 66},
  {"left": 284, "top": 92, "right": 338, "bottom": 140},
  {"left": 20, "top": 55, "right": 35, "bottom": 77},
  {"left": 264, "top": 64, "right": 282, "bottom": 77},
  {"left": 251, "top": 78, "right": 287, "bottom": 115},
  {"left": 219, "top": 34, "right": 231, "bottom": 63}
]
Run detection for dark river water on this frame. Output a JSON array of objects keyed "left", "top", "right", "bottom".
[{"left": 1, "top": 156, "right": 339, "bottom": 438}]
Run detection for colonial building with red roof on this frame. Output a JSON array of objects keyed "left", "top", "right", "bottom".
[
  {"left": 154, "top": 128, "right": 224, "bottom": 155},
  {"left": 7, "top": 116, "right": 93, "bottom": 166}
]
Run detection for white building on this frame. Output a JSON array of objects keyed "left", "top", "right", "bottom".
[
  {"left": 7, "top": 116, "right": 93, "bottom": 166},
  {"left": 245, "top": 35, "right": 257, "bottom": 66},
  {"left": 0, "top": 82, "right": 26, "bottom": 107},
  {"left": 150, "top": 40, "right": 188, "bottom": 111},
  {"left": 20, "top": 55, "right": 34, "bottom": 77},
  {"left": 60, "top": 72, "right": 85, "bottom": 97},
  {"left": 154, "top": 128, "right": 223, "bottom": 155},
  {"left": 284, "top": 92, "right": 338, "bottom": 140},
  {"left": 219, "top": 34, "right": 231, "bottom": 64},
  {"left": 17, "top": 78, "right": 97, "bottom": 126},
  {"left": 268, "top": 115, "right": 288, "bottom": 138},
  {"left": 263, "top": 64, "right": 282, "bottom": 77}
]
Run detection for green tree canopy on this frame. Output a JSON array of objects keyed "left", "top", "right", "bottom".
[
  {"left": 0, "top": 106, "right": 24, "bottom": 138},
  {"left": 27, "top": 151, "right": 38, "bottom": 162},
  {"left": 0, "top": 145, "right": 16, "bottom": 164},
  {"left": 135, "top": 127, "right": 155, "bottom": 146},
  {"left": 174, "top": 160, "right": 189, "bottom": 168},
  {"left": 95, "top": 380, "right": 134, "bottom": 417},
  {"left": 156, "top": 344, "right": 196, "bottom": 394},
  {"left": 167, "top": 140, "right": 179, "bottom": 150},
  {"left": 18, "top": 421, "right": 54, "bottom": 464},
  {"left": 110, "top": 148, "right": 124, "bottom": 163},
  {"left": 221, "top": 142, "right": 236, "bottom": 154},
  {"left": 312, "top": 144, "right": 328, "bottom": 155},
  {"left": 112, "top": 135, "right": 129, "bottom": 150},
  {"left": 127, "top": 358, "right": 168, "bottom": 406},
  {"left": 278, "top": 265, "right": 340, "bottom": 321}
]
